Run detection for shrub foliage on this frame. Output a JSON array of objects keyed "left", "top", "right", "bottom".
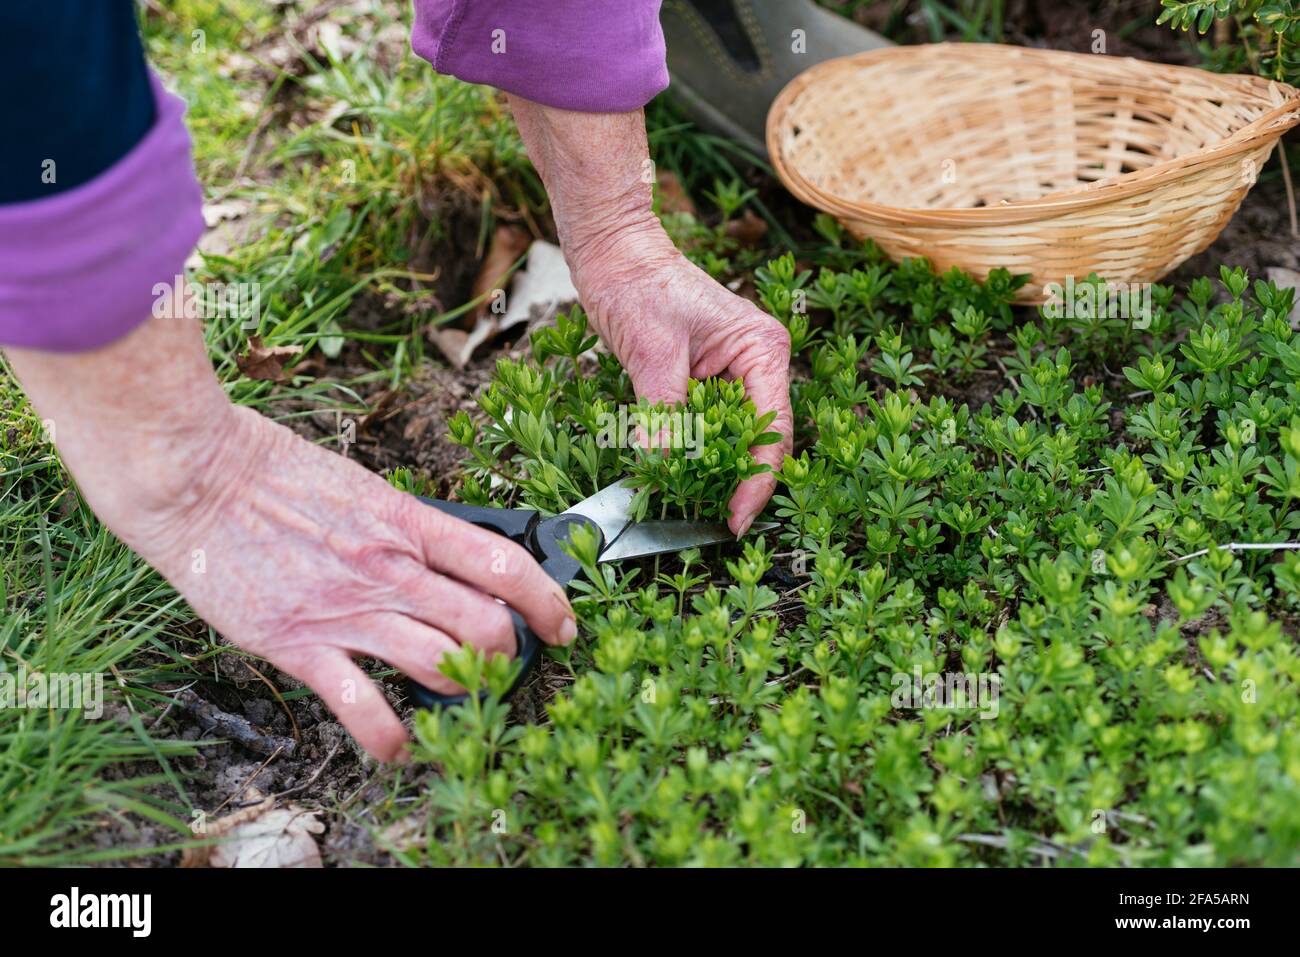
[{"left": 404, "top": 235, "right": 1300, "bottom": 866}]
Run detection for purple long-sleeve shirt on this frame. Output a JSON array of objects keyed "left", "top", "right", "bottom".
[
  {"left": 414, "top": 0, "right": 667, "bottom": 112},
  {"left": 0, "top": 1, "right": 667, "bottom": 353}
]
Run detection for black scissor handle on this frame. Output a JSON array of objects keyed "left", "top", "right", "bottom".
[
  {"left": 406, "top": 609, "right": 541, "bottom": 709},
  {"left": 417, "top": 497, "right": 539, "bottom": 543},
  {"left": 405, "top": 496, "right": 602, "bottom": 709}
]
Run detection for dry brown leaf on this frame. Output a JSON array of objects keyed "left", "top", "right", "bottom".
[
  {"left": 724, "top": 209, "right": 769, "bottom": 247},
  {"left": 429, "top": 317, "right": 496, "bottom": 370},
  {"left": 183, "top": 794, "right": 325, "bottom": 868},
  {"left": 469, "top": 224, "right": 531, "bottom": 324},
  {"left": 357, "top": 388, "right": 400, "bottom": 433},
  {"left": 186, "top": 199, "right": 254, "bottom": 270},
  {"left": 655, "top": 169, "right": 697, "bottom": 217},
  {"left": 210, "top": 806, "right": 324, "bottom": 868},
  {"left": 201, "top": 199, "right": 250, "bottom": 228},
  {"left": 181, "top": 795, "right": 273, "bottom": 868},
  {"left": 430, "top": 240, "right": 579, "bottom": 369},
  {"left": 237, "top": 336, "right": 303, "bottom": 382}
]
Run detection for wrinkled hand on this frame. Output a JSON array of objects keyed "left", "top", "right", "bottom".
[
  {"left": 125, "top": 408, "right": 578, "bottom": 760},
  {"left": 571, "top": 230, "right": 792, "bottom": 535},
  {"left": 508, "top": 97, "right": 794, "bottom": 534},
  {"left": 8, "top": 315, "right": 577, "bottom": 763}
]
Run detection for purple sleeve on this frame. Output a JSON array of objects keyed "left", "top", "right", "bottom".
[
  {"left": 412, "top": 0, "right": 668, "bottom": 112},
  {"left": 0, "top": 71, "right": 204, "bottom": 353}
]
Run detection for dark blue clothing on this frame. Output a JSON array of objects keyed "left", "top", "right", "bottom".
[{"left": 0, "top": 0, "right": 154, "bottom": 203}]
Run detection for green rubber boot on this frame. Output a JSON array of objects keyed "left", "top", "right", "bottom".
[{"left": 661, "top": 0, "right": 892, "bottom": 159}]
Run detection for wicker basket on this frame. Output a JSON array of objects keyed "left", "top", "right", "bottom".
[{"left": 767, "top": 44, "right": 1300, "bottom": 303}]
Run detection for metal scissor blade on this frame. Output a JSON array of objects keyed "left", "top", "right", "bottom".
[
  {"left": 559, "top": 479, "right": 637, "bottom": 551},
  {"left": 599, "top": 520, "right": 779, "bottom": 563}
]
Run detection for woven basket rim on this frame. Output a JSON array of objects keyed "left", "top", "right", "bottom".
[{"left": 767, "top": 42, "right": 1300, "bottom": 228}]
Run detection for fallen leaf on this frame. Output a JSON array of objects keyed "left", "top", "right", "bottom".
[
  {"left": 209, "top": 805, "right": 324, "bottom": 868},
  {"left": 429, "top": 240, "right": 580, "bottom": 369},
  {"left": 290, "top": 357, "right": 326, "bottom": 377},
  {"left": 186, "top": 199, "right": 254, "bottom": 269},
  {"left": 183, "top": 794, "right": 325, "bottom": 869},
  {"left": 656, "top": 169, "right": 697, "bottom": 217},
  {"left": 181, "top": 796, "right": 273, "bottom": 868},
  {"left": 1265, "top": 267, "right": 1300, "bottom": 328},
  {"left": 469, "top": 225, "right": 531, "bottom": 324},
  {"left": 201, "top": 199, "right": 250, "bottom": 229},
  {"left": 237, "top": 336, "right": 303, "bottom": 382},
  {"left": 428, "top": 318, "right": 496, "bottom": 371},
  {"left": 500, "top": 240, "right": 580, "bottom": 329},
  {"left": 357, "top": 388, "right": 400, "bottom": 433},
  {"left": 724, "top": 209, "right": 768, "bottom": 247}
]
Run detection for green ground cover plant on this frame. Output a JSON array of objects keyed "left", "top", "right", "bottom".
[
  {"left": 448, "top": 317, "right": 780, "bottom": 523},
  {"left": 3, "top": 0, "right": 1299, "bottom": 866},
  {"left": 398, "top": 236, "right": 1300, "bottom": 866},
  {"left": 1160, "top": 0, "right": 1300, "bottom": 85}
]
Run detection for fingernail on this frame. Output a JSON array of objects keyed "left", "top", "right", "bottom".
[
  {"left": 735, "top": 516, "right": 753, "bottom": 538},
  {"left": 559, "top": 616, "right": 578, "bottom": 645}
]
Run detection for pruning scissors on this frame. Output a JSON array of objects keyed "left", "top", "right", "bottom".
[{"left": 410, "top": 480, "right": 776, "bottom": 708}]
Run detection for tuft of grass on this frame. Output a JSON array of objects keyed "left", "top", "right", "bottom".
[{"left": 0, "top": 363, "right": 201, "bottom": 864}]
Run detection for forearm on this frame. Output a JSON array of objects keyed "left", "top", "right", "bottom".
[
  {"left": 507, "top": 98, "right": 674, "bottom": 272},
  {"left": 5, "top": 314, "right": 246, "bottom": 559},
  {"left": 0, "top": 3, "right": 204, "bottom": 353}
]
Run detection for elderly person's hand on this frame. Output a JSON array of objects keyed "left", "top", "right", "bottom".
[
  {"left": 7, "top": 314, "right": 578, "bottom": 763},
  {"left": 509, "top": 100, "right": 793, "bottom": 535}
]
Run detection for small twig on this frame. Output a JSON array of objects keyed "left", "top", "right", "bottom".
[
  {"left": 236, "top": 657, "right": 302, "bottom": 742},
  {"left": 1279, "top": 140, "right": 1299, "bottom": 240},
  {"left": 225, "top": 742, "right": 345, "bottom": 811},
  {"left": 956, "top": 833, "right": 1078, "bottom": 860},
  {"left": 176, "top": 689, "right": 297, "bottom": 757},
  {"left": 339, "top": 766, "right": 386, "bottom": 812},
  {"left": 1172, "top": 541, "right": 1300, "bottom": 563},
  {"left": 146, "top": 683, "right": 198, "bottom": 730},
  {"left": 706, "top": 667, "right": 808, "bottom": 705},
  {"left": 211, "top": 746, "right": 286, "bottom": 817},
  {"left": 272, "top": 741, "right": 343, "bottom": 801}
]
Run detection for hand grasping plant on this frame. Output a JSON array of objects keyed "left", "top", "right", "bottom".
[{"left": 507, "top": 98, "right": 794, "bottom": 536}]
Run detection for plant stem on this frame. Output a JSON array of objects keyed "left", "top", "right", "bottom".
[{"left": 1278, "top": 140, "right": 1299, "bottom": 240}]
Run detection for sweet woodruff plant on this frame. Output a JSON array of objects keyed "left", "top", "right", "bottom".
[{"left": 400, "top": 235, "right": 1300, "bottom": 866}]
